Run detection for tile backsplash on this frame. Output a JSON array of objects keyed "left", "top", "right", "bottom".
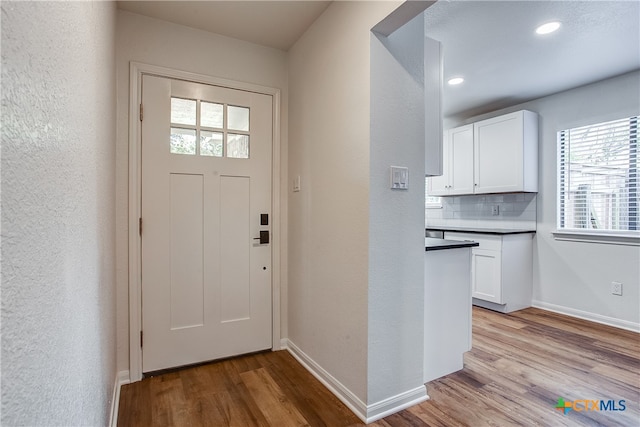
[{"left": 426, "top": 193, "right": 537, "bottom": 230}]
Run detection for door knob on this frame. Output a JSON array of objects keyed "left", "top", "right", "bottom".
[{"left": 254, "top": 230, "right": 269, "bottom": 244}]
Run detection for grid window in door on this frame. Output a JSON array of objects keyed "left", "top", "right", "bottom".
[
  {"left": 170, "top": 128, "right": 196, "bottom": 155},
  {"left": 200, "top": 131, "right": 223, "bottom": 157},
  {"left": 170, "top": 97, "right": 250, "bottom": 159}
]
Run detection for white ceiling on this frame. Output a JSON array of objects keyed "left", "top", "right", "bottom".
[
  {"left": 426, "top": 1, "right": 640, "bottom": 120},
  {"left": 116, "top": 1, "right": 331, "bottom": 51},
  {"left": 117, "top": 1, "right": 639, "bottom": 119}
]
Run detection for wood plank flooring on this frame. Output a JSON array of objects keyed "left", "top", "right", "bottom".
[{"left": 118, "top": 307, "right": 640, "bottom": 426}]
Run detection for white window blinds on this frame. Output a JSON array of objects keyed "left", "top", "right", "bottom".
[{"left": 558, "top": 116, "right": 638, "bottom": 233}]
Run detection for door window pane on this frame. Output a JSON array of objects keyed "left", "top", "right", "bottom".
[
  {"left": 228, "top": 106, "right": 249, "bottom": 131},
  {"left": 170, "top": 128, "right": 196, "bottom": 155},
  {"left": 201, "top": 102, "right": 223, "bottom": 128},
  {"left": 171, "top": 98, "right": 196, "bottom": 126},
  {"left": 227, "top": 134, "right": 249, "bottom": 158},
  {"left": 200, "top": 131, "right": 223, "bottom": 157}
]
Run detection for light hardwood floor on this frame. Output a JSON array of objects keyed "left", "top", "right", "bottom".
[{"left": 118, "top": 307, "right": 640, "bottom": 426}]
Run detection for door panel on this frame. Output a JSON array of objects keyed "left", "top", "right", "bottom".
[
  {"left": 141, "top": 75, "right": 273, "bottom": 372},
  {"left": 169, "top": 173, "right": 205, "bottom": 330},
  {"left": 220, "top": 175, "right": 251, "bottom": 322}
]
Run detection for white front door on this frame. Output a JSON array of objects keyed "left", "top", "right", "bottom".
[{"left": 141, "top": 75, "right": 273, "bottom": 373}]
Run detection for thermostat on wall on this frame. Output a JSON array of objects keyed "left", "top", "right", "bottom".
[{"left": 390, "top": 166, "right": 409, "bottom": 190}]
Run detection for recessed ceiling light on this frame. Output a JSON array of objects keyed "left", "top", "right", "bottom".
[
  {"left": 448, "top": 77, "right": 464, "bottom": 86},
  {"left": 535, "top": 21, "right": 561, "bottom": 35}
]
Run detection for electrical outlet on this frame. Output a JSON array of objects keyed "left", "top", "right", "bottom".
[
  {"left": 611, "top": 281, "right": 623, "bottom": 296},
  {"left": 491, "top": 205, "right": 500, "bottom": 216}
]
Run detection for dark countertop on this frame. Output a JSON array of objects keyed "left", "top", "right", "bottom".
[
  {"left": 426, "top": 226, "right": 536, "bottom": 235},
  {"left": 425, "top": 237, "right": 479, "bottom": 251}
]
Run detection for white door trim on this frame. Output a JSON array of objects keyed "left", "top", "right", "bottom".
[{"left": 128, "top": 62, "right": 282, "bottom": 382}]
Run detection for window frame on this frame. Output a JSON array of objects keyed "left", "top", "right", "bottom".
[
  {"left": 555, "top": 115, "right": 639, "bottom": 245},
  {"left": 169, "top": 97, "right": 251, "bottom": 159}
]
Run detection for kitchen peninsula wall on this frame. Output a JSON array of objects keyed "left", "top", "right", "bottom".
[{"left": 426, "top": 193, "right": 537, "bottom": 230}]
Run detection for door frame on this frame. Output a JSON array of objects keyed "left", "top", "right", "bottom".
[{"left": 128, "top": 62, "right": 282, "bottom": 382}]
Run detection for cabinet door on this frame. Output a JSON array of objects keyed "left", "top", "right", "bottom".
[
  {"left": 449, "top": 124, "right": 474, "bottom": 195},
  {"left": 428, "top": 130, "right": 449, "bottom": 195},
  {"left": 474, "top": 112, "right": 524, "bottom": 193},
  {"left": 472, "top": 249, "right": 502, "bottom": 304}
]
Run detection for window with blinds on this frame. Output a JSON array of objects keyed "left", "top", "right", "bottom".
[{"left": 558, "top": 116, "right": 638, "bottom": 233}]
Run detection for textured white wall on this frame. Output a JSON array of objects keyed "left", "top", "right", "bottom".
[
  {"left": 369, "top": 12, "right": 427, "bottom": 404},
  {"left": 449, "top": 71, "right": 640, "bottom": 328},
  {"left": 287, "top": 0, "right": 401, "bottom": 405},
  {"left": 115, "top": 10, "right": 289, "bottom": 373},
  {"left": 1, "top": 2, "right": 117, "bottom": 426}
]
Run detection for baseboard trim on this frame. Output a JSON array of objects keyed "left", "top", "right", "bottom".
[
  {"left": 283, "top": 339, "right": 428, "bottom": 423},
  {"left": 284, "top": 339, "right": 368, "bottom": 421},
  {"left": 532, "top": 300, "right": 640, "bottom": 333},
  {"left": 365, "top": 385, "right": 429, "bottom": 423},
  {"left": 109, "top": 370, "right": 130, "bottom": 427}
]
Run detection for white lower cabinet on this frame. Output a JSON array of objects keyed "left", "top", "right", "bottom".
[
  {"left": 472, "top": 248, "right": 502, "bottom": 304},
  {"left": 445, "top": 231, "right": 533, "bottom": 313}
]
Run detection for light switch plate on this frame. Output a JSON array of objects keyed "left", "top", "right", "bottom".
[
  {"left": 293, "top": 175, "right": 301, "bottom": 192},
  {"left": 390, "top": 166, "right": 409, "bottom": 190}
]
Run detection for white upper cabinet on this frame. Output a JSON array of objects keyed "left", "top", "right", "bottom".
[
  {"left": 474, "top": 110, "right": 538, "bottom": 194},
  {"left": 428, "top": 131, "right": 448, "bottom": 195},
  {"left": 428, "top": 110, "right": 538, "bottom": 196},
  {"left": 429, "top": 124, "right": 474, "bottom": 195},
  {"left": 449, "top": 125, "right": 475, "bottom": 194}
]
